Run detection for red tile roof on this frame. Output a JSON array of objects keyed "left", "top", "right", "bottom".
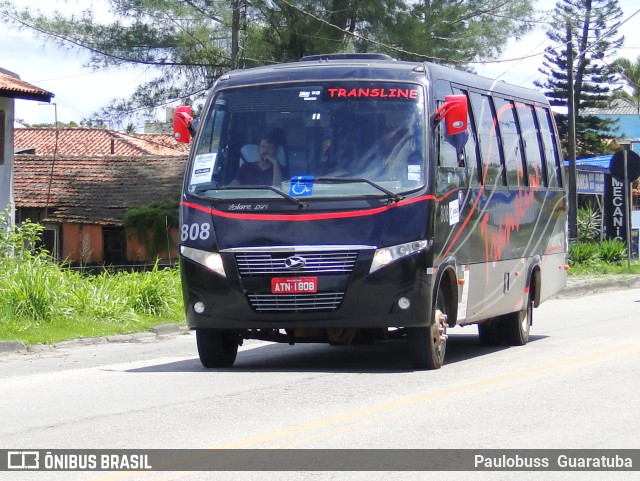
[
  {"left": 14, "top": 128, "right": 190, "bottom": 156},
  {"left": 14, "top": 154, "right": 187, "bottom": 225},
  {"left": 0, "top": 70, "right": 54, "bottom": 101}
]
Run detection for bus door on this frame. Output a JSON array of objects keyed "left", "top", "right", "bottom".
[{"left": 433, "top": 85, "right": 473, "bottom": 323}]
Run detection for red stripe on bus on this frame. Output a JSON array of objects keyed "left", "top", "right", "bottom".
[
  {"left": 182, "top": 195, "right": 436, "bottom": 221},
  {"left": 544, "top": 244, "right": 564, "bottom": 255}
]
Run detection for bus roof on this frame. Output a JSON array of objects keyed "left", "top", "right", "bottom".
[{"left": 216, "top": 55, "right": 548, "bottom": 105}]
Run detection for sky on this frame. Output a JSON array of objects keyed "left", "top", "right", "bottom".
[{"left": 2, "top": 0, "right": 640, "bottom": 129}]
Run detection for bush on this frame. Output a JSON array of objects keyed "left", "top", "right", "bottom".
[
  {"left": 115, "top": 263, "right": 177, "bottom": 316},
  {"left": 124, "top": 196, "right": 180, "bottom": 257},
  {"left": 569, "top": 241, "right": 600, "bottom": 266},
  {"left": 598, "top": 239, "right": 626, "bottom": 264},
  {"left": 1, "top": 218, "right": 183, "bottom": 342},
  {"left": 569, "top": 239, "right": 627, "bottom": 267},
  {"left": 577, "top": 203, "right": 601, "bottom": 242}
]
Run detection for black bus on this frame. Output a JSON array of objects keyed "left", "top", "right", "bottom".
[{"left": 173, "top": 53, "right": 568, "bottom": 369}]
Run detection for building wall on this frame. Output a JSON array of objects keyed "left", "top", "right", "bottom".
[
  {"left": 62, "top": 223, "right": 104, "bottom": 264},
  {"left": 596, "top": 114, "right": 640, "bottom": 141},
  {"left": 617, "top": 115, "right": 640, "bottom": 141},
  {"left": 56, "top": 223, "right": 180, "bottom": 265},
  {"left": 0, "top": 97, "right": 13, "bottom": 227},
  {"left": 126, "top": 227, "right": 179, "bottom": 262}
]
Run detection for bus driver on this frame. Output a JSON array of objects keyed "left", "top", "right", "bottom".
[{"left": 231, "top": 130, "right": 285, "bottom": 186}]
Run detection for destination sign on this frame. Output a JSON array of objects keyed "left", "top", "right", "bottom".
[{"left": 323, "top": 83, "right": 421, "bottom": 101}]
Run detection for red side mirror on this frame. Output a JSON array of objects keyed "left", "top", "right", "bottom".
[
  {"left": 173, "top": 105, "right": 193, "bottom": 143},
  {"left": 434, "top": 94, "right": 468, "bottom": 136}
]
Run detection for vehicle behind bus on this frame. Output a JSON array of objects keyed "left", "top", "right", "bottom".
[{"left": 174, "top": 54, "right": 568, "bottom": 369}]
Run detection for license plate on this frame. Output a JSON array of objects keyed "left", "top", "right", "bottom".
[{"left": 271, "top": 277, "right": 318, "bottom": 294}]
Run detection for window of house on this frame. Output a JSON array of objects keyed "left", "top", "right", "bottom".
[
  {"left": 103, "top": 227, "right": 127, "bottom": 265},
  {"left": 36, "top": 226, "right": 59, "bottom": 261}
]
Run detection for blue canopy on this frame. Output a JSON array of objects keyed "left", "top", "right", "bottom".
[{"left": 565, "top": 155, "right": 611, "bottom": 172}]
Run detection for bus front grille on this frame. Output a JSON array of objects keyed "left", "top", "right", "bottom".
[
  {"left": 235, "top": 250, "right": 359, "bottom": 276},
  {"left": 247, "top": 292, "right": 344, "bottom": 312}
]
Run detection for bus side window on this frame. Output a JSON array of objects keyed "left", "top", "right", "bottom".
[
  {"left": 516, "top": 102, "right": 547, "bottom": 188},
  {"left": 536, "top": 107, "right": 562, "bottom": 188},
  {"left": 494, "top": 97, "right": 524, "bottom": 188},
  {"left": 437, "top": 100, "right": 466, "bottom": 195},
  {"left": 453, "top": 87, "right": 481, "bottom": 188},
  {"left": 196, "top": 107, "right": 225, "bottom": 156},
  {"left": 469, "top": 91, "right": 505, "bottom": 188},
  {"left": 192, "top": 105, "right": 228, "bottom": 187}
]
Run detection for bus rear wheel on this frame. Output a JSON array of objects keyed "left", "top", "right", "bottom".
[
  {"left": 499, "top": 295, "right": 532, "bottom": 346},
  {"left": 407, "top": 286, "right": 448, "bottom": 370},
  {"left": 196, "top": 329, "right": 239, "bottom": 368},
  {"left": 477, "top": 319, "right": 503, "bottom": 346}
]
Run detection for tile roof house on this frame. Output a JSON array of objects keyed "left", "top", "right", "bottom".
[
  {"left": 1, "top": 67, "right": 54, "bottom": 230},
  {"left": 0, "top": 69, "right": 53, "bottom": 102},
  {"left": 14, "top": 154, "right": 186, "bottom": 265},
  {"left": 13, "top": 127, "right": 188, "bottom": 265},
  {"left": 14, "top": 127, "right": 190, "bottom": 156}
]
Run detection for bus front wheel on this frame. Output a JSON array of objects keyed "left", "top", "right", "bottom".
[
  {"left": 407, "top": 287, "right": 448, "bottom": 370},
  {"left": 196, "top": 329, "right": 239, "bottom": 368}
]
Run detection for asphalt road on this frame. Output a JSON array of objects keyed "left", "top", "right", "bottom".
[{"left": 1, "top": 286, "right": 640, "bottom": 481}]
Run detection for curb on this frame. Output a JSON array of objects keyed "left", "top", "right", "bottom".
[
  {"left": 0, "top": 340, "right": 27, "bottom": 354},
  {"left": 0, "top": 324, "right": 190, "bottom": 356},
  {"left": 557, "top": 275, "right": 640, "bottom": 298},
  {"left": 150, "top": 323, "right": 182, "bottom": 336}
]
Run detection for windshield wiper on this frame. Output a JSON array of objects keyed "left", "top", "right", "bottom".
[
  {"left": 218, "top": 185, "right": 307, "bottom": 208},
  {"left": 315, "top": 177, "right": 404, "bottom": 203}
]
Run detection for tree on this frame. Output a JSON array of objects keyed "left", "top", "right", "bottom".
[
  {"left": 26, "top": 121, "right": 79, "bottom": 129},
  {"left": 16, "top": 120, "right": 107, "bottom": 129},
  {"left": 535, "top": 0, "right": 624, "bottom": 158},
  {"left": 1, "top": 0, "right": 233, "bottom": 127},
  {"left": 251, "top": 0, "right": 536, "bottom": 64},
  {"left": 1, "top": 0, "right": 536, "bottom": 125},
  {"left": 612, "top": 56, "right": 640, "bottom": 114},
  {"left": 368, "top": 0, "right": 536, "bottom": 64}
]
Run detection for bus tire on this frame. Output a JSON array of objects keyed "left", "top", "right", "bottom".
[
  {"left": 500, "top": 296, "right": 532, "bottom": 346},
  {"left": 407, "top": 286, "right": 448, "bottom": 370},
  {"left": 477, "top": 320, "right": 503, "bottom": 346},
  {"left": 196, "top": 329, "right": 239, "bottom": 368}
]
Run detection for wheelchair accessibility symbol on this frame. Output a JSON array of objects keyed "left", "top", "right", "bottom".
[{"left": 289, "top": 176, "right": 314, "bottom": 197}]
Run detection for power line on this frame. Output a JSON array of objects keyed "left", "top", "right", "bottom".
[
  {"left": 475, "top": 6, "right": 640, "bottom": 85},
  {"left": 490, "top": 37, "right": 551, "bottom": 80}
]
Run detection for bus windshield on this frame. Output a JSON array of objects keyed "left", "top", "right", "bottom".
[{"left": 188, "top": 82, "right": 427, "bottom": 200}]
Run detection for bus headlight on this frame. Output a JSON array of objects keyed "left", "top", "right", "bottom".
[
  {"left": 180, "top": 245, "right": 226, "bottom": 277},
  {"left": 369, "top": 240, "right": 429, "bottom": 274}
]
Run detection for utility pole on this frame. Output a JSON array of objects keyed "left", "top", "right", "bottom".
[
  {"left": 566, "top": 20, "right": 578, "bottom": 243},
  {"left": 231, "top": 0, "right": 240, "bottom": 70}
]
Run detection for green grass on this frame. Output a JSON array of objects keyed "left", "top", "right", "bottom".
[
  {"left": 2, "top": 220, "right": 639, "bottom": 346},
  {"left": 568, "top": 239, "right": 640, "bottom": 275},
  {"left": 568, "top": 259, "right": 640, "bottom": 276},
  {"left": 0, "top": 253, "right": 183, "bottom": 345},
  {"left": 0, "top": 218, "right": 185, "bottom": 345}
]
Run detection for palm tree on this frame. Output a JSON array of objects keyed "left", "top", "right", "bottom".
[{"left": 613, "top": 56, "right": 640, "bottom": 115}]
